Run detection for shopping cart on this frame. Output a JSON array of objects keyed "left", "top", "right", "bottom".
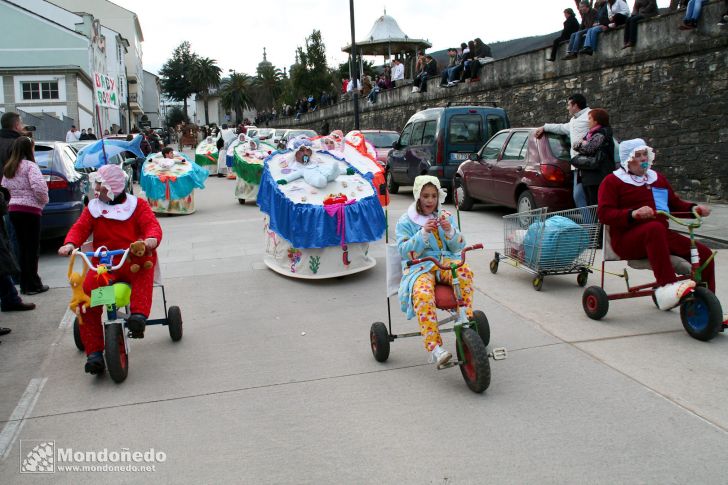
[{"left": 489, "top": 205, "right": 601, "bottom": 291}]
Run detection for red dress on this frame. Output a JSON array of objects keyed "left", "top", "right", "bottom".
[
  {"left": 65, "top": 196, "right": 163, "bottom": 355},
  {"left": 597, "top": 172, "right": 714, "bottom": 291}
]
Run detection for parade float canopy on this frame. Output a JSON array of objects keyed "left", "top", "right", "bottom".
[{"left": 341, "top": 12, "right": 431, "bottom": 57}]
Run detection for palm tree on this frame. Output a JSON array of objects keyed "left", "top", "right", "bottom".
[
  {"left": 189, "top": 57, "right": 222, "bottom": 126},
  {"left": 220, "top": 73, "right": 255, "bottom": 124}
]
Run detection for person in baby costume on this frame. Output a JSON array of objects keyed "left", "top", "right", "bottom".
[
  {"left": 597, "top": 138, "right": 714, "bottom": 311},
  {"left": 396, "top": 175, "right": 474, "bottom": 367},
  {"left": 277, "top": 138, "right": 341, "bottom": 188},
  {"left": 58, "top": 164, "right": 162, "bottom": 375}
]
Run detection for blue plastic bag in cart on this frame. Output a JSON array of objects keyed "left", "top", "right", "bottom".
[{"left": 523, "top": 215, "right": 590, "bottom": 269}]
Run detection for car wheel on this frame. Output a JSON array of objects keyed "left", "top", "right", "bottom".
[
  {"left": 386, "top": 171, "right": 399, "bottom": 194},
  {"left": 517, "top": 190, "right": 537, "bottom": 214},
  {"left": 455, "top": 178, "right": 474, "bottom": 211}
]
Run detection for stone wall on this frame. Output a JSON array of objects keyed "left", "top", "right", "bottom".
[{"left": 271, "top": 2, "right": 728, "bottom": 201}]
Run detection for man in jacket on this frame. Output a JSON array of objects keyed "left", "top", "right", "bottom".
[
  {"left": 549, "top": 8, "right": 581, "bottom": 61},
  {"left": 535, "top": 93, "right": 591, "bottom": 208},
  {"left": 564, "top": 1, "right": 598, "bottom": 59}
]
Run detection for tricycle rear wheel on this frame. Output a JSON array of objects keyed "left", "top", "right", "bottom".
[
  {"left": 583, "top": 286, "right": 609, "bottom": 320},
  {"left": 457, "top": 328, "right": 491, "bottom": 394},
  {"left": 370, "top": 322, "right": 390, "bottom": 362},
  {"left": 73, "top": 317, "right": 84, "bottom": 351},
  {"left": 168, "top": 306, "right": 183, "bottom": 342},
  {"left": 472, "top": 310, "right": 490, "bottom": 347},
  {"left": 104, "top": 323, "right": 128, "bottom": 383},
  {"left": 680, "top": 286, "right": 723, "bottom": 342}
]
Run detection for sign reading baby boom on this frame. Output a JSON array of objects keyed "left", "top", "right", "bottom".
[{"left": 94, "top": 72, "right": 119, "bottom": 109}]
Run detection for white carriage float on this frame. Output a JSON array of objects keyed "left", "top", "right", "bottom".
[
  {"left": 257, "top": 134, "right": 387, "bottom": 279},
  {"left": 194, "top": 135, "right": 220, "bottom": 175}
]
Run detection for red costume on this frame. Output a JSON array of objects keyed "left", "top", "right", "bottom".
[
  {"left": 64, "top": 195, "right": 163, "bottom": 355},
  {"left": 597, "top": 172, "right": 714, "bottom": 292}
]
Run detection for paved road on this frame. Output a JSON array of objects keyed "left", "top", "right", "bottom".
[{"left": 1, "top": 171, "right": 727, "bottom": 483}]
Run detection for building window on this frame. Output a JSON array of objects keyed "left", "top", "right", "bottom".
[{"left": 21, "top": 81, "right": 59, "bottom": 100}]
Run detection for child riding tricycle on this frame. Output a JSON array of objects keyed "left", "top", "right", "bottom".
[{"left": 59, "top": 164, "right": 182, "bottom": 381}]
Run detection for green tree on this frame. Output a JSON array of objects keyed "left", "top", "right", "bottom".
[
  {"left": 290, "top": 30, "right": 332, "bottom": 99},
  {"left": 159, "top": 42, "right": 198, "bottom": 115},
  {"left": 165, "top": 106, "right": 188, "bottom": 127},
  {"left": 337, "top": 59, "right": 376, "bottom": 82},
  {"left": 220, "top": 73, "right": 255, "bottom": 124},
  {"left": 190, "top": 57, "right": 222, "bottom": 126}
]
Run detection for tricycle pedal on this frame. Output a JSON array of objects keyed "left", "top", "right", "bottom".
[
  {"left": 437, "top": 360, "right": 461, "bottom": 370},
  {"left": 489, "top": 347, "right": 507, "bottom": 361}
]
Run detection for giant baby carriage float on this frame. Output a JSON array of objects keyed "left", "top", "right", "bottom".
[
  {"left": 490, "top": 206, "right": 601, "bottom": 291},
  {"left": 369, "top": 212, "right": 507, "bottom": 394},
  {"left": 194, "top": 135, "right": 220, "bottom": 176},
  {"left": 232, "top": 135, "right": 277, "bottom": 205},
  {"left": 582, "top": 208, "right": 727, "bottom": 341},
  {"left": 68, "top": 245, "right": 183, "bottom": 383},
  {"left": 257, "top": 134, "right": 387, "bottom": 279},
  {"left": 141, "top": 151, "right": 208, "bottom": 215}
]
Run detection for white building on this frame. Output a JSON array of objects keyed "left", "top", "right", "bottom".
[
  {"left": 0, "top": 0, "right": 127, "bottom": 136},
  {"left": 50, "top": 0, "right": 145, "bottom": 129},
  {"left": 142, "top": 70, "right": 161, "bottom": 128}
]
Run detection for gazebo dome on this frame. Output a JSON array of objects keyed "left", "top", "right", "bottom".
[
  {"left": 364, "top": 14, "right": 408, "bottom": 42},
  {"left": 342, "top": 11, "right": 431, "bottom": 56}
]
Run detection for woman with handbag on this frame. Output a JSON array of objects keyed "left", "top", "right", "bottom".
[{"left": 570, "top": 108, "right": 615, "bottom": 206}]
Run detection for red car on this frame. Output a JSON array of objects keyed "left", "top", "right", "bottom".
[
  {"left": 453, "top": 128, "right": 574, "bottom": 212},
  {"left": 361, "top": 130, "right": 399, "bottom": 166}
]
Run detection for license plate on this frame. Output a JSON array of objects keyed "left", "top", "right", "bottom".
[{"left": 450, "top": 153, "right": 469, "bottom": 161}]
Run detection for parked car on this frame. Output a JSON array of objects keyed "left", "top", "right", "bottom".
[
  {"left": 453, "top": 128, "right": 575, "bottom": 213},
  {"left": 386, "top": 105, "right": 510, "bottom": 194},
  {"left": 361, "top": 129, "right": 399, "bottom": 166},
  {"left": 280, "top": 129, "right": 318, "bottom": 147},
  {"left": 34, "top": 141, "right": 86, "bottom": 240}
]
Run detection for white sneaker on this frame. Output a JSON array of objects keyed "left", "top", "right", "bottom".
[
  {"left": 430, "top": 345, "right": 452, "bottom": 367},
  {"left": 654, "top": 280, "right": 696, "bottom": 311},
  {"left": 446, "top": 81, "right": 455, "bottom": 87},
  {"left": 411, "top": 87, "right": 420, "bottom": 93}
]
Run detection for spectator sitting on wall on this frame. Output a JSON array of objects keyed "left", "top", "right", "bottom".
[
  {"left": 444, "top": 42, "right": 469, "bottom": 87},
  {"left": 86, "top": 128, "right": 97, "bottom": 140},
  {"left": 460, "top": 40, "right": 476, "bottom": 82},
  {"left": 579, "top": 0, "right": 627, "bottom": 56},
  {"left": 548, "top": 8, "right": 580, "bottom": 61},
  {"left": 468, "top": 38, "right": 494, "bottom": 81},
  {"left": 341, "top": 77, "right": 349, "bottom": 93},
  {"left": 679, "top": 0, "right": 706, "bottom": 30},
  {"left": 391, "top": 59, "right": 405, "bottom": 87},
  {"left": 440, "top": 48, "right": 460, "bottom": 87},
  {"left": 622, "top": 0, "right": 658, "bottom": 48},
  {"left": 361, "top": 76, "right": 373, "bottom": 97},
  {"left": 414, "top": 51, "right": 425, "bottom": 74},
  {"left": 564, "top": 1, "right": 599, "bottom": 60},
  {"left": 412, "top": 54, "right": 437, "bottom": 94}
]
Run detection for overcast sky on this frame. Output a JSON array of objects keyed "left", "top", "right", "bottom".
[{"left": 114, "top": 0, "right": 674, "bottom": 76}]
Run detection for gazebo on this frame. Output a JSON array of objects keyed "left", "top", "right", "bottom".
[{"left": 342, "top": 10, "right": 431, "bottom": 78}]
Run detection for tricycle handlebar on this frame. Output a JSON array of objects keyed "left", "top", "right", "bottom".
[
  {"left": 657, "top": 206, "right": 702, "bottom": 229},
  {"left": 406, "top": 243, "right": 483, "bottom": 269},
  {"left": 73, "top": 246, "right": 130, "bottom": 273}
]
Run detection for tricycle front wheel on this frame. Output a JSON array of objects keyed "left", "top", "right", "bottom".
[
  {"left": 457, "top": 328, "right": 491, "bottom": 394},
  {"left": 73, "top": 317, "right": 84, "bottom": 351},
  {"left": 680, "top": 287, "right": 723, "bottom": 342},
  {"left": 370, "top": 322, "right": 390, "bottom": 362},
  {"left": 168, "top": 306, "right": 183, "bottom": 342},
  {"left": 105, "top": 323, "right": 128, "bottom": 383}
]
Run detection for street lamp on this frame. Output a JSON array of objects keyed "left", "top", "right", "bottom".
[{"left": 349, "top": 0, "right": 360, "bottom": 130}]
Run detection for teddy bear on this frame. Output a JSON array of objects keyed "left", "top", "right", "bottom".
[{"left": 129, "top": 240, "right": 154, "bottom": 273}]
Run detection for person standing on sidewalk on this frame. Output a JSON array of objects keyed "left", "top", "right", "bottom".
[
  {"left": 1, "top": 137, "right": 49, "bottom": 295},
  {"left": 535, "top": 93, "right": 592, "bottom": 208},
  {"left": 0, "top": 186, "right": 34, "bottom": 339}
]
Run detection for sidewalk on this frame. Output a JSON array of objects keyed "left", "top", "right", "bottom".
[{"left": 669, "top": 203, "right": 728, "bottom": 247}]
